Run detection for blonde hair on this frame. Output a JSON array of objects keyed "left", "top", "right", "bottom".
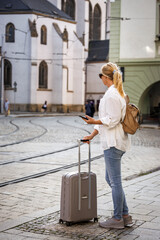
[{"left": 101, "top": 62, "right": 125, "bottom": 98}]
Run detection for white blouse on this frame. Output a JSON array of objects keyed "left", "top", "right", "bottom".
[{"left": 94, "top": 85, "right": 131, "bottom": 152}]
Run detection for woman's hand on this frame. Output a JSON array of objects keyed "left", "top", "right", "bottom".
[
  {"left": 82, "top": 135, "right": 93, "bottom": 144},
  {"left": 82, "top": 129, "right": 99, "bottom": 144},
  {"left": 83, "top": 115, "right": 95, "bottom": 124},
  {"left": 81, "top": 115, "right": 102, "bottom": 125}
]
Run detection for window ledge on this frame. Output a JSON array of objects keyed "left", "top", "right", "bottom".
[
  {"left": 4, "top": 87, "right": 14, "bottom": 90},
  {"left": 37, "top": 88, "right": 52, "bottom": 91},
  {"left": 67, "top": 90, "right": 74, "bottom": 93},
  {"left": 155, "top": 39, "right": 160, "bottom": 42}
]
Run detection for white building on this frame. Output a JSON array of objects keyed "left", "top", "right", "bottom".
[{"left": 0, "top": 0, "right": 108, "bottom": 113}]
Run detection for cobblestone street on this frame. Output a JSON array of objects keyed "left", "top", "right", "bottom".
[{"left": 0, "top": 114, "right": 160, "bottom": 240}]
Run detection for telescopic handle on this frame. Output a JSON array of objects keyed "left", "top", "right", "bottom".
[{"left": 77, "top": 140, "right": 91, "bottom": 210}]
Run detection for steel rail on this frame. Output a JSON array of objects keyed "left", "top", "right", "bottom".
[
  {"left": 0, "top": 117, "right": 102, "bottom": 188},
  {"left": 0, "top": 119, "right": 47, "bottom": 147}
]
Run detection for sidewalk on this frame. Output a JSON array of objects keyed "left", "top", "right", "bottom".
[{"left": 0, "top": 170, "right": 160, "bottom": 240}]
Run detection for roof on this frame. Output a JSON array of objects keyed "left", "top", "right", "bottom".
[
  {"left": 87, "top": 40, "right": 109, "bottom": 62},
  {"left": 0, "top": 0, "right": 73, "bottom": 21}
]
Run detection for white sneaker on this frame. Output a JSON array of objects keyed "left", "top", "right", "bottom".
[{"left": 99, "top": 217, "right": 125, "bottom": 229}]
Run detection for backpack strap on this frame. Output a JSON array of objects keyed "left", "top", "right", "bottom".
[
  {"left": 121, "top": 95, "right": 129, "bottom": 122},
  {"left": 124, "top": 94, "right": 130, "bottom": 104}
]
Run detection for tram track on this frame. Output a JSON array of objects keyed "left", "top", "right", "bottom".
[
  {"left": 0, "top": 119, "right": 47, "bottom": 147},
  {"left": 0, "top": 143, "right": 79, "bottom": 166},
  {"left": 0, "top": 153, "right": 104, "bottom": 187},
  {"left": 0, "top": 119, "right": 91, "bottom": 166},
  {"left": 0, "top": 117, "right": 103, "bottom": 188},
  {"left": 0, "top": 119, "right": 19, "bottom": 137}
]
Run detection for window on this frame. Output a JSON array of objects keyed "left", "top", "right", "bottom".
[
  {"left": 61, "top": 0, "right": 65, "bottom": 12},
  {"left": 120, "top": 67, "right": 125, "bottom": 82},
  {"left": 155, "top": 1, "right": 160, "bottom": 56},
  {"left": 93, "top": 4, "right": 101, "bottom": 40},
  {"left": 89, "top": 2, "right": 93, "bottom": 40},
  {"left": 63, "top": 66, "right": 73, "bottom": 92},
  {"left": 61, "top": 0, "right": 75, "bottom": 20},
  {"left": 41, "top": 25, "right": 47, "bottom": 45},
  {"left": 39, "top": 61, "right": 48, "bottom": 88},
  {"left": 5, "top": 23, "right": 15, "bottom": 42},
  {"left": 156, "top": 0, "right": 160, "bottom": 36},
  {"left": 159, "top": 5, "right": 160, "bottom": 34},
  {"left": 4, "top": 59, "right": 12, "bottom": 88}
]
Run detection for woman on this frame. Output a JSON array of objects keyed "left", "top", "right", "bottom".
[{"left": 82, "top": 62, "right": 132, "bottom": 229}]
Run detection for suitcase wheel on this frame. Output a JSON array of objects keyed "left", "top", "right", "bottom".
[
  {"left": 66, "top": 221, "right": 72, "bottom": 226},
  {"left": 94, "top": 218, "right": 98, "bottom": 222},
  {"left": 59, "top": 219, "right": 64, "bottom": 224}
]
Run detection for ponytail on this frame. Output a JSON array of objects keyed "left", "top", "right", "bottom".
[{"left": 113, "top": 71, "right": 125, "bottom": 98}]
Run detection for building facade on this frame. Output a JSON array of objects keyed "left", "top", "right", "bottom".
[
  {"left": 109, "top": 0, "right": 160, "bottom": 120},
  {"left": 0, "top": 0, "right": 108, "bottom": 113}
]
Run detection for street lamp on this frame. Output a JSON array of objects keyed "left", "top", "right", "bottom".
[{"left": 13, "top": 81, "right": 17, "bottom": 92}]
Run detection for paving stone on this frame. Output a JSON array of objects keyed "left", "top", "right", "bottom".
[
  {"left": 135, "top": 236, "right": 160, "bottom": 240},
  {"left": 5, "top": 229, "right": 24, "bottom": 235},
  {"left": 130, "top": 227, "right": 160, "bottom": 238},
  {"left": 140, "top": 221, "right": 160, "bottom": 231},
  {"left": 0, "top": 232, "right": 26, "bottom": 240},
  {"left": 18, "top": 231, "right": 48, "bottom": 239},
  {"left": 129, "top": 213, "right": 155, "bottom": 222},
  {"left": 148, "top": 210, "right": 160, "bottom": 217},
  {"left": 151, "top": 216, "right": 160, "bottom": 223},
  {"left": 118, "top": 234, "right": 138, "bottom": 240}
]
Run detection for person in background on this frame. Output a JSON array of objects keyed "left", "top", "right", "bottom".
[
  {"left": 81, "top": 62, "right": 132, "bottom": 229},
  {"left": 4, "top": 98, "right": 10, "bottom": 117},
  {"left": 85, "top": 100, "right": 92, "bottom": 117},
  {"left": 41, "top": 101, "right": 47, "bottom": 113},
  {"left": 90, "top": 101, "right": 95, "bottom": 117}
]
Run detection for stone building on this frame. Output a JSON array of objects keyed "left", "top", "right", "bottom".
[{"left": 0, "top": 0, "right": 108, "bottom": 113}]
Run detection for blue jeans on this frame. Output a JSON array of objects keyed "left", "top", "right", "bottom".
[{"left": 104, "top": 147, "right": 129, "bottom": 220}]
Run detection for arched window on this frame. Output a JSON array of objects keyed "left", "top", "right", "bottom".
[
  {"left": 93, "top": 4, "right": 101, "bottom": 40},
  {"left": 61, "top": 0, "right": 65, "bottom": 12},
  {"left": 5, "top": 23, "right": 15, "bottom": 42},
  {"left": 41, "top": 25, "right": 47, "bottom": 45},
  {"left": 62, "top": 0, "right": 75, "bottom": 20},
  {"left": 39, "top": 61, "right": 48, "bottom": 89},
  {"left": 4, "top": 59, "right": 12, "bottom": 88},
  {"left": 89, "top": 2, "right": 93, "bottom": 40}
]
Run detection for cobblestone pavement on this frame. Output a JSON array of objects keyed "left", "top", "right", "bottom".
[{"left": 0, "top": 113, "right": 160, "bottom": 240}]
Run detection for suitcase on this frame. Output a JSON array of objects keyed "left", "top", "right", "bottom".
[{"left": 59, "top": 140, "right": 98, "bottom": 226}]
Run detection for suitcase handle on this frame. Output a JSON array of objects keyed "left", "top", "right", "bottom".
[
  {"left": 77, "top": 140, "right": 91, "bottom": 210},
  {"left": 78, "top": 139, "right": 91, "bottom": 174}
]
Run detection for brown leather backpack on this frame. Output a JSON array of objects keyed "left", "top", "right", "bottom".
[{"left": 121, "top": 95, "right": 140, "bottom": 135}]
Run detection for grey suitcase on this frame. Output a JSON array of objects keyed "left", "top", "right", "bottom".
[{"left": 59, "top": 140, "right": 98, "bottom": 226}]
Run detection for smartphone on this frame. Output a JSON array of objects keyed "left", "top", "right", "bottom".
[
  {"left": 80, "top": 139, "right": 89, "bottom": 142},
  {"left": 79, "top": 115, "right": 88, "bottom": 120}
]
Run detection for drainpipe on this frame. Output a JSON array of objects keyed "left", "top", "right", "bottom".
[
  {"left": 0, "top": 35, "right": 4, "bottom": 114},
  {"left": 84, "top": 60, "right": 87, "bottom": 107}
]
